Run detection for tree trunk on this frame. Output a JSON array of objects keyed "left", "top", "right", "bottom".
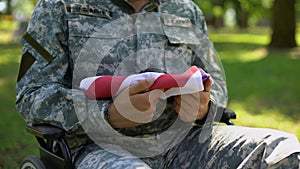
[
  {"left": 212, "top": 0, "right": 224, "bottom": 28},
  {"left": 269, "top": 0, "right": 297, "bottom": 48},
  {"left": 235, "top": 1, "right": 249, "bottom": 29},
  {"left": 6, "top": 0, "right": 12, "bottom": 14}
]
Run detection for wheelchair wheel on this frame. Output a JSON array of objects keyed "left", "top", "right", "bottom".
[{"left": 20, "top": 156, "right": 46, "bottom": 169}]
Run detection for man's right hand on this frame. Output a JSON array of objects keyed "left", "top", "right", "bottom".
[{"left": 109, "top": 78, "right": 164, "bottom": 129}]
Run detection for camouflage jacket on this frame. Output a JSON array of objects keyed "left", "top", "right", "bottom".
[{"left": 16, "top": 0, "right": 228, "bottom": 152}]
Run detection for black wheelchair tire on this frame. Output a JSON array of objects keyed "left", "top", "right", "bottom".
[{"left": 20, "top": 156, "right": 46, "bottom": 169}]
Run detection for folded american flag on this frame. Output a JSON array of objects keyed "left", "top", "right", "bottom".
[{"left": 79, "top": 66, "right": 210, "bottom": 99}]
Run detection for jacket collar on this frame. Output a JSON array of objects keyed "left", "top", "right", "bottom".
[{"left": 111, "top": 0, "right": 160, "bottom": 14}]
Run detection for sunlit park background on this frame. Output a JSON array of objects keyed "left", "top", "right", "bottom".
[{"left": 0, "top": 0, "right": 300, "bottom": 168}]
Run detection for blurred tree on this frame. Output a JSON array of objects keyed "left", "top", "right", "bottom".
[
  {"left": 297, "top": 1, "right": 300, "bottom": 22},
  {"left": 212, "top": 0, "right": 225, "bottom": 28},
  {"left": 194, "top": 0, "right": 274, "bottom": 28},
  {"left": 0, "top": 0, "right": 12, "bottom": 14},
  {"left": 233, "top": 0, "right": 249, "bottom": 28},
  {"left": 6, "top": 0, "right": 11, "bottom": 14},
  {"left": 0, "top": 0, "right": 38, "bottom": 15},
  {"left": 269, "top": 0, "right": 297, "bottom": 48},
  {"left": 194, "top": 0, "right": 226, "bottom": 28},
  {"left": 228, "top": 0, "right": 272, "bottom": 28},
  {"left": 194, "top": 0, "right": 215, "bottom": 26}
]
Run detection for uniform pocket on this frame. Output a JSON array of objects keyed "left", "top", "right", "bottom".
[
  {"left": 68, "top": 15, "right": 111, "bottom": 38},
  {"left": 162, "top": 15, "right": 201, "bottom": 45},
  {"left": 66, "top": 3, "right": 117, "bottom": 39}
]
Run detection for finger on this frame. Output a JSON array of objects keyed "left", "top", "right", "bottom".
[
  {"left": 174, "top": 95, "right": 200, "bottom": 114},
  {"left": 148, "top": 89, "right": 164, "bottom": 104},
  {"left": 180, "top": 94, "right": 200, "bottom": 108},
  {"left": 197, "top": 103, "right": 209, "bottom": 120},
  {"left": 199, "top": 92, "right": 210, "bottom": 104},
  {"left": 129, "top": 93, "right": 151, "bottom": 111},
  {"left": 128, "top": 78, "right": 155, "bottom": 95},
  {"left": 128, "top": 89, "right": 163, "bottom": 113},
  {"left": 197, "top": 92, "right": 210, "bottom": 119},
  {"left": 173, "top": 95, "right": 182, "bottom": 113},
  {"left": 174, "top": 100, "right": 180, "bottom": 113},
  {"left": 203, "top": 77, "right": 213, "bottom": 92},
  {"left": 188, "top": 92, "right": 201, "bottom": 101},
  {"left": 176, "top": 102, "right": 198, "bottom": 122},
  {"left": 174, "top": 96, "right": 200, "bottom": 122}
]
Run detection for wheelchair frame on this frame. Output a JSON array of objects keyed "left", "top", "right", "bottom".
[{"left": 21, "top": 124, "right": 72, "bottom": 169}]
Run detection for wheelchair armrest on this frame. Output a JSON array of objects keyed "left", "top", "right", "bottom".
[
  {"left": 220, "top": 108, "right": 237, "bottom": 125},
  {"left": 194, "top": 107, "right": 237, "bottom": 126},
  {"left": 221, "top": 108, "right": 236, "bottom": 120},
  {"left": 26, "top": 124, "right": 65, "bottom": 139}
]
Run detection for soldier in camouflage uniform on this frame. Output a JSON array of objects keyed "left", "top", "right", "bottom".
[{"left": 16, "top": 0, "right": 300, "bottom": 168}]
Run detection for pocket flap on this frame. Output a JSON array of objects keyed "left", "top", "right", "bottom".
[{"left": 163, "top": 16, "right": 200, "bottom": 45}]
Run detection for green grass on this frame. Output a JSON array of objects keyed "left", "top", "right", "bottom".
[
  {"left": 0, "top": 20, "right": 39, "bottom": 168},
  {"left": 0, "top": 27, "right": 299, "bottom": 168},
  {"left": 0, "top": 44, "right": 39, "bottom": 169},
  {"left": 210, "top": 28, "right": 300, "bottom": 139}
]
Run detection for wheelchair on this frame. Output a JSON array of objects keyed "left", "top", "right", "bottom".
[
  {"left": 19, "top": 108, "right": 236, "bottom": 169},
  {"left": 20, "top": 124, "right": 72, "bottom": 169}
]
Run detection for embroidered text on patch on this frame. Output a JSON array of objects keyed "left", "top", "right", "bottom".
[
  {"left": 67, "top": 3, "right": 112, "bottom": 19},
  {"left": 163, "top": 17, "right": 192, "bottom": 28}
]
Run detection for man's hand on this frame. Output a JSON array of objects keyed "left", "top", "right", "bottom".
[
  {"left": 174, "top": 77, "right": 213, "bottom": 122},
  {"left": 109, "top": 79, "right": 163, "bottom": 129}
]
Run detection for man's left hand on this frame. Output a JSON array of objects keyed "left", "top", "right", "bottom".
[{"left": 173, "top": 77, "right": 213, "bottom": 122}]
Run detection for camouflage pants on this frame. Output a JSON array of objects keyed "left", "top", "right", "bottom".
[{"left": 75, "top": 126, "right": 300, "bottom": 169}]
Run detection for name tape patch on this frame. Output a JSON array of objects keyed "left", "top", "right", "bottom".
[
  {"left": 163, "top": 17, "right": 192, "bottom": 28},
  {"left": 67, "top": 3, "right": 112, "bottom": 19}
]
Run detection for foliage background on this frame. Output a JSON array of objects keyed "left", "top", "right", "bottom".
[{"left": 0, "top": 0, "right": 299, "bottom": 168}]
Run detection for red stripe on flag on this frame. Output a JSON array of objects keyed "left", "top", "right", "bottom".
[
  {"left": 86, "top": 76, "right": 126, "bottom": 99},
  {"left": 149, "top": 66, "right": 198, "bottom": 90}
]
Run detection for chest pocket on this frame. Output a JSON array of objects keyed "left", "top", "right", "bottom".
[
  {"left": 66, "top": 4, "right": 138, "bottom": 85},
  {"left": 162, "top": 15, "right": 201, "bottom": 45},
  {"left": 67, "top": 3, "right": 113, "bottom": 38},
  {"left": 160, "top": 15, "right": 211, "bottom": 74}
]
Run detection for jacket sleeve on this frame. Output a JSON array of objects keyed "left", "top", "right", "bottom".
[
  {"left": 16, "top": 0, "right": 123, "bottom": 137},
  {"left": 191, "top": 4, "right": 228, "bottom": 109}
]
